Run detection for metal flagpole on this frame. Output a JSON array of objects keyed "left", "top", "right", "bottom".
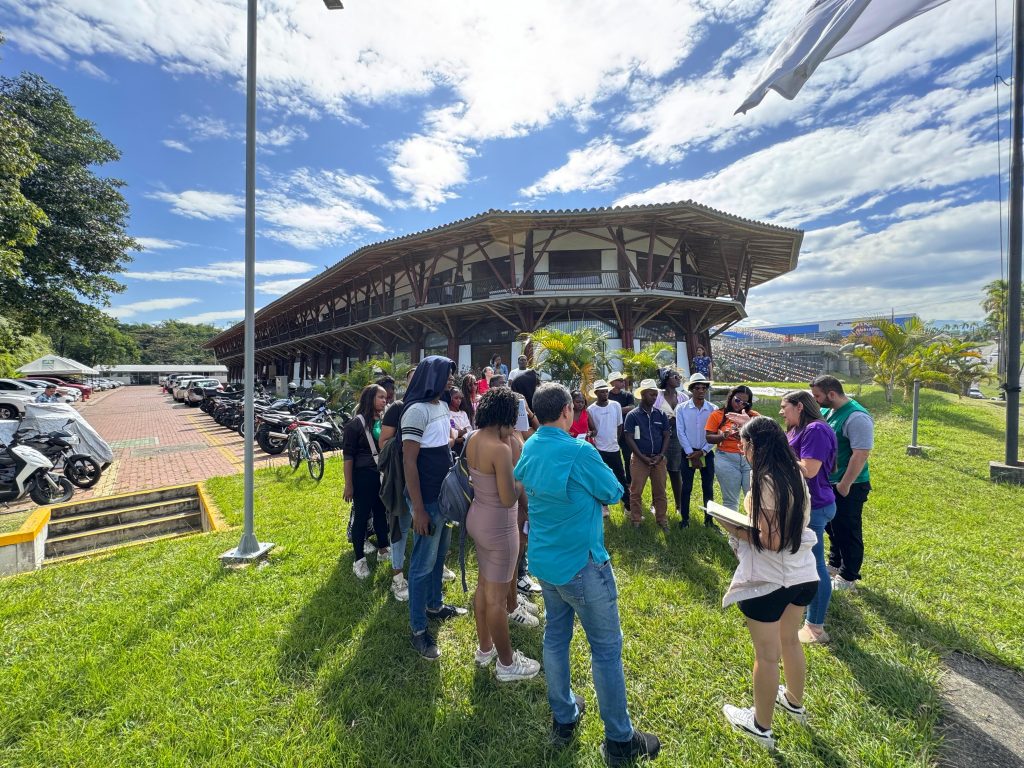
[
  {"left": 993, "top": 0, "right": 1024, "bottom": 483},
  {"left": 222, "top": 0, "right": 274, "bottom": 563}
]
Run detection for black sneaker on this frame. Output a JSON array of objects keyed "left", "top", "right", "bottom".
[
  {"left": 411, "top": 631, "right": 440, "bottom": 660},
  {"left": 679, "top": 518, "right": 689, "bottom": 529},
  {"left": 426, "top": 604, "right": 468, "bottom": 621},
  {"left": 600, "top": 729, "right": 661, "bottom": 765},
  {"left": 551, "top": 694, "right": 586, "bottom": 747},
  {"left": 704, "top": 515, "right": 717, "bottom": 528}
]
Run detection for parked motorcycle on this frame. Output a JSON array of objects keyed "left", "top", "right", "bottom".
[
  {"left": 11, "top": 421, "right": 103, "bottom": 489},
  {"left": 0, "top": 440, "right": 75, "bottom": 506}
]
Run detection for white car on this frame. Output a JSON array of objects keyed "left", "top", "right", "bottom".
[
  {"left": 967, "top": 387, "right": 985, "bottom": 399},
  {"left": 173, "top": 376, "right": 207, "bottom": 401},
  {"left": 0, "top": 378, "right": 76, "bottom": 403},
  {"left": 0, "top": 391, "right": 33, "bottom": 420},
  {"left": 21, "top": 379, "right": 81, "bottom": 401},
  {"left": 185, "top": 379, "right": 224, "bottom": 405}
]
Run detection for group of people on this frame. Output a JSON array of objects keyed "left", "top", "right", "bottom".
[{"left": 339, "top": 354, "right": 874, "bottom": 759}]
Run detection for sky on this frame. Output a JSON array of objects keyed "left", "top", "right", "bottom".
[{"left": 0, "top": 0, "right": 1012, "bottom": 329}]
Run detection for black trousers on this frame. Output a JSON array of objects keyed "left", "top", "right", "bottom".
[
  {"left": 679, "top": 450, "right": 715, "bottom": 523},
  {"left": 619, "top": 436, "right": 633, "bottom": 489},
  {"left": 598, "top": 449, "right": 630, "bottom": 508},
  {"left": 826, "top": 481, "right": 871, "bottom": 581},
  {"left": 352, "top": 466, "right": 390, "bottom": 559}
]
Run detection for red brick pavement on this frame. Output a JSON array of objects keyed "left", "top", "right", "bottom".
[{"left": 2, "top": 386, "right": 288, "bottom": 515}]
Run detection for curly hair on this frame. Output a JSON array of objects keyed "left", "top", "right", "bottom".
[{"left": 474, "top": 386, "right": 518, "bottom": 429}]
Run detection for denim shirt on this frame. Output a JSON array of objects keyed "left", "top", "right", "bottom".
[{"left": 514, "top": 426, "right": 623, "bottom": 585}]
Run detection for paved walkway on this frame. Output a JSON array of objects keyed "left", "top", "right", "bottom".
[{"left": 3, "top": 386, "right": 283, "bottom": 515}]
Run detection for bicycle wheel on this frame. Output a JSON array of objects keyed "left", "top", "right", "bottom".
[
  {"left": 307, "top": 441, "right": 325, "bottom": 481},
  {"left": 287, "top": 432, "right": 302, "bottom": 471}
]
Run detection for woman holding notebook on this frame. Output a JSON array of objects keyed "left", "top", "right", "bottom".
[{"left": 718, "top": 416, "right": 818, "bottom": 751}]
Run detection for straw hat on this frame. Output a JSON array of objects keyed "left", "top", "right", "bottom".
[
  {"left": 589, "top": 379, "right": 611, "bottom": 399},
  {"left": 608, "top": 371, "right": 626, "bottom": 385},
  {"left": 633, "top": 378, "right": 659, "bottom": 400},
  {"left": 686, "top": 372, "right": 712, "bottom": 391}
]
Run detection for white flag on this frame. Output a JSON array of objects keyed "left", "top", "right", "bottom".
[{"left": 736, "top": 0, "right": 952, "bottom": 114}]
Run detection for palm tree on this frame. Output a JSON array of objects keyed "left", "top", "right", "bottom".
[
  {"left": 370, "top": 352, "right": 413, "bottom": 392},
  {"left": 612, "top": 342, "right": 675, "bottom": 385},
  {"left": 850, "top": 317, "right": 937, "bottom": 403},
  {"left": 312, "top": 371, "right": 349, "bottom": 411},
  {"left": 932, "top": 340, "right": 993, "bottom": 397},
  {"left": 520, "top": 327, "right": 609, "bottom": 392}
]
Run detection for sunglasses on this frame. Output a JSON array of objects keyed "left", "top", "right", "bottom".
[{"left": 732, "top": 396, "right": 750, "bottom": 405}]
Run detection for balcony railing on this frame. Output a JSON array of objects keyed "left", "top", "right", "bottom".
[{"left": 254, "top": 270, "right": 729, "bottom": 351}]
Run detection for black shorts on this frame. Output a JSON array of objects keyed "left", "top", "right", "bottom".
[{"left": 738, "top": 581, "right": 817, "bottom": 623}]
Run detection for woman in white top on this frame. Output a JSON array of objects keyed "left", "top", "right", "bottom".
[{"left": 718, "top": 416, "right": 819, "bottom": 750}]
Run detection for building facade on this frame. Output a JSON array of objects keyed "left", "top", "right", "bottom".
[{"left": 206, "top": 203, "right": 803, "bottom": 381}]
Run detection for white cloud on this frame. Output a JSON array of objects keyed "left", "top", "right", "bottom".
[
  {"left": 108, "top": 297, "right": 199, "bottom": 319},
  {"left": 76, "top": 59, "right": 108, "bottom": 80},
  {"left": 182, "top": 115, "right": 236, "bottom": 141},
  {"left": 520, "top": 137, "right": 632, "bottom": 198},
  {"left": 257, "top": 278, "right": 311, "bottom": 295},
  {"left": 615, "top": 87, "right": 995, "bottom": 227},
  {"left": 179, "top": 309, "right": 248, "bottom": 325},
  {"left": 149, "top": 190, "right": 245, "bottom": 221},
  {"left": 745, "top": 201, "right": 1001, "bottom": 324},
  {"left": 259, "top": 124, "right": 308, "bottom": 148},
  {"left": 124, "top": 259, "right": 316, "bottom": 282},
  {"left": 387, "top": 133, "right": 474, "bottom": 209},
  {"left": 162, "top": 139, "right": 192, "bottom": 153},
  {"left": 132, "top": 237, "right": 189, "bottom": 251}
]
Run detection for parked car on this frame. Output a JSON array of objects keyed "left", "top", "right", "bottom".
[
  {"left": 967, "top": 387, "right": 985, "bottom": 399},
  {"left": 3, "top": 379, "right": 78, "bottom": 403},
  {"left": 0, "top": 391, "right": 33, "bottom": 420},
  {"left": 185, "top": 379, "right": 224, "bottom": 405},
  {"left": 30, "top": 376, "right": 92, "bottom": 400},
  {"left": 173, "top": 376, "right": 207, "bottom": 401}
]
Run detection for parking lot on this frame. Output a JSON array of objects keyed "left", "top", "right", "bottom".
[{"left": 2, "top": 385, "right": 285, "bottom": 518}]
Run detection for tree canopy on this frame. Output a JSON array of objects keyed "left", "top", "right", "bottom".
[
  {"left": 0, "top": 70, "right": 136, "bottom": 335},
  {"left": 124, "top": 321, "right": 223, "bottom": 365}
]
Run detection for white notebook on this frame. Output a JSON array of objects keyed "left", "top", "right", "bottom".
[{"left": 701, "top": 500, "right": 755, "bottom": 530}]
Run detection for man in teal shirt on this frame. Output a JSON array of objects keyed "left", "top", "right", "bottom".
[{"left": 514, "top": 382, "right": 660, "bottom": 765}]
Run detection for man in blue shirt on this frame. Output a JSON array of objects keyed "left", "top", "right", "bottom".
[
  {"left": 515, "top": 383, "right": 661, "bottom": 765},
  {"left": 675, "top": 373, "right": 716, "bottom": 528},
  {"left": 622, "top": 379, "right": 671, "bottom": 531},
  {"left": 35, "top": 384, "right": 61, "bottom": 403}
]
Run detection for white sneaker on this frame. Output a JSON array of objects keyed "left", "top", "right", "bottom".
[
  {"left": 495, "top": 650, "right": 541, "bottom": 682},
  {"left": 775, "top": 686, "right": 808, "bottom": 724},
  {"left": 832, "top": 575, "right": 857, "bottom": 592},
  {"left": 474, "top": 646, "right": 498, "bottom": 666},
  {"left": 517, "top": 593, "right": 540, "bottom": 616},
  {"left": 376, "top": 547, "right": 391, "bottom": 565},
  {"left": 391, "top": 573, "right": 409, "bottom": 601},
  {"left": 517, "top": 575, "right": 542, "bottom": 594},
  {"left": 508, "top": 604, "right": 540, "bottom": 627},
  {"left": 722, "top": 704, "right": 775, "bottom": 749},
  {"left": 826, "top": 564, "right": 840, "bottom": 578},
  {"left": 442, "top": 566, "right": 456, "bottom": 582},
  {"left": 352, "top": 558, "right": 371, "bottom": 580},
  {"left": 363, "top": 539, "right": 377, "bottom": 555}
]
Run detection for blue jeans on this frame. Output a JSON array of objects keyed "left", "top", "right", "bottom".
[
  {"left": 715, "top": 451, "right": 750, "bottom": 511},
  {"left": 806, "top": 502, "right": 837, "bottom": 625},
  {"left": 390, "top": 507, "right": 413, "bottom": 570},
  {"left": 540, "top": 557, "right": 634, "bottom": 742},
  {"left": 408, "top": 500, "right": 452, "bottom": 634}
]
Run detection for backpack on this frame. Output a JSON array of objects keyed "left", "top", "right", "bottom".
[
  {"left": 378, "top": 407, "right": 407, "bottom": 538},
  {"left": 437, "top": 431, "right": 476, "bottom": 591}
]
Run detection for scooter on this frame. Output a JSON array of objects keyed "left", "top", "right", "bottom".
[
  {"left": 0, "top": 440, "right": 75, "bottom": 507},
  {"left": 11, "top": 423, "right": 103, "bottom": 489}
]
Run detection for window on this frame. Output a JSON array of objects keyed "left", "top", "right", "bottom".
[
  {"left": 471, "top": 257, "right": 511, "bottom": 299},
  {"left": 635, "top": 252, "right": 675, "bottom": 287},
  {"left": 548, "top": 250, "right": 601, "bottom": 286}
]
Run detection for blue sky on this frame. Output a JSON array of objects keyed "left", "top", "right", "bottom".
[{"left": 0, "top": 0, "right": 1010, "bottom": 328}]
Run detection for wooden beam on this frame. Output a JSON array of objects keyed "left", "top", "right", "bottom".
[
  {"left": 535, "top": 301, "right": 553, "bottom": 329},
  {"left": 483, "top": 302, "right": 521, "bottom": 331},
  {"left": 718, "top": 239, "right": 734, "bottom": 297},
  {"left": 654, "top": 236, "right": 684, "bottom": 287},
  {"left": 440, "top": 309, "right": 455, "bottom": 337},
  {"left": 636, "top": 298, "right": 675, "bottom": 329},
  {"left": 474, "top": 239, "right": 511, "bottom": 291},
  {"left": 645, "top": 226, "right": 656, "bottom": 285},
  {"left": 520, "top": 228, "right": 558, "bottom": 287},
  {"left": 608, "top": 226, "right": 644, "bottom": 288},
  {"left": 610, "top": 299, "right": 623, "bottom": 331}
]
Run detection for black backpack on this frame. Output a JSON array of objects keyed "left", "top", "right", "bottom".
[{"left": 437, "top": 432, "right": 476, "bottom": 591}]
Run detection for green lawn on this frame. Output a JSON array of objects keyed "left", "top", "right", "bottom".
[{"left": 1, "top": 388, "right": 1021, "bottom": 767}]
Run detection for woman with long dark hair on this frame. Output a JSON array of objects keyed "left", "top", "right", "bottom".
[
  {"left": 466, "top": 387, "right": 541, "bottom": 681},
  {"left": 705, "top": 384, "right": 760, "bottom": 511},
  {"left": 718, "top": 416, "right": 818, "bottom": 750},
  {"left": 343, "top": 384, "right": 391, "bottom": 580},
  {"left": 780, "top": 390, "right": 837, "bottom": 644},
  {"left": 449, "top": 386, "right": 472, "bottom": 449},
  {"left": 460, "top": 373, "right": 480, "bottom": 426},
  {"left": 568, "top": 390, "right": 596, "bottom": 444}
]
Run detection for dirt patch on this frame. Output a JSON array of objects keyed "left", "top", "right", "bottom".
[{"left": 938, "top": 652, "right": 1024, "bottom": 767}]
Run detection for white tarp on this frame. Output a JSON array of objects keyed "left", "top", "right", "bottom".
[
  {"left": 0, "top": 403, "right": 114, "bottom": 465},
  {"left": 736, "top": 0, "right": 951, "bottom": 114}
]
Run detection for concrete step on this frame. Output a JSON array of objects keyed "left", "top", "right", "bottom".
[
  {"left": 44, "top": 531, "right": 197, "bottom": 566},
  {"left": 45, "top": 511, "right": 202, "bottom": 559},
  {"left": 47, "top": 498, "right": 200, "bottom": 537},
  {"left": 48, "top": 485, "right": 200, "bottom": 520}
]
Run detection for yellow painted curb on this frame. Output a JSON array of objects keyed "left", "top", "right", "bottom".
[
  {"left": 197, "top": 482, "right": 228, "bottom": 531},
  {"left": 0, "top": 506, "right": 51, "bottom": 546}
]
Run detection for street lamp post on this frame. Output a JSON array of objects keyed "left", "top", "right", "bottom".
[{"left": 221, "top": 0, "right": 343, "bottom": 565}]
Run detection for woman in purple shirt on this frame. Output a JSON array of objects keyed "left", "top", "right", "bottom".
[{"left": 780, "top": 390, "right": 838, "bottom": 644}]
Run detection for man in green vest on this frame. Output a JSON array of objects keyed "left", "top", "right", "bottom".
[{"left": 810, "top": 375, "right": 874, "bottom": 593}]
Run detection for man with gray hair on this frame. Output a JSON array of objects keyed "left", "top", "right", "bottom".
[{"left": 514, "top": 382, "right": 661, "bottom": 764}]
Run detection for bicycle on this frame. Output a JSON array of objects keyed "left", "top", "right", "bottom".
[{"left": 286, "top": 422, "right": 325, "bottom": 481}]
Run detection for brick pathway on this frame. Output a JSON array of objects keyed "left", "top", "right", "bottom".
[{"left": 3, "top": 386, "right": 286, "bottom": 516}]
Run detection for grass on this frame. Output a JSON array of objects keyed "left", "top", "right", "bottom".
[
  {"left": 0, "top": 387, "right": 1021, "bottom": 767},
  {"left": 0, "top": 508, "right": 34, "bottom": 535}
]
